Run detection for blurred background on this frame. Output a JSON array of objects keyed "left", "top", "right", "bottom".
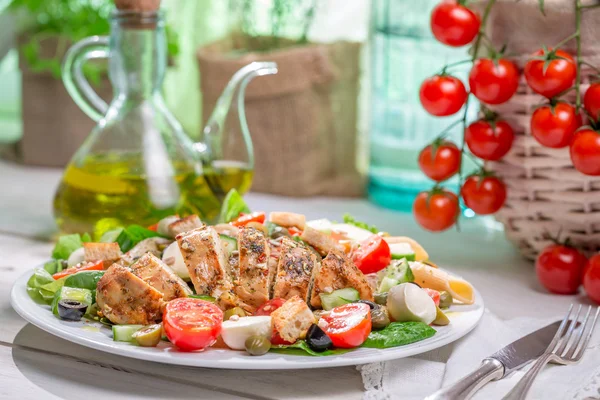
[{"left": 0, "top": 0, "right": 474, "bottom": 216}]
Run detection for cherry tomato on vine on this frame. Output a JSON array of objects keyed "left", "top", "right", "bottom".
[
  {"left": 430, "top": 0, "right": 481, "bottom": 47},
  {"left": 419, "top": 75, "right": 467, "bottom": 116},
  {"left": 469, "top": 58, "right": 519, "bottom": 105},
  {"left": 583, "top": 254, "right": 600, "bottom": 304},
  {"left": 460, "top": 174, "right": 507, "bottom": 215},
  {"left": 418, "top": 141, "right": 461, "bottom": 182},
  {"left": 524, "top": 49, "right": 576, "bottom": 99},
  {"left": 583, "top": 83, "right": 600, "bottom": 123},
  {"left": 536, "top": 244, "right": 587, "bottom": 295},
  {"left": 413, "top": 189, "right": 459, "bottom": 232},
  {"left": 530, "top": 102, "right": 581, "bottom": 148},
  {"left": 465, "top": 119, "right": 514, "bottom": 161},
  {"left": 570, "top": 128, "right": 600, "bottom": 176}
]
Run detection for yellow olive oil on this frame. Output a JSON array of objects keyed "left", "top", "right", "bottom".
[{"left": 53, "top": 154, "right": 253, "bottom": 234}]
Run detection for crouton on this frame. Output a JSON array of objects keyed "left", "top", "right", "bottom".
[
  {"left": 83, "top": 242, "right": 122, "bottom": 268},
  {"left": 167, "top": 215, "right": 203, "bottom": 237},
  {"left": 269, "top": 212, "right": 306, "bottom": 229},
  {"left": 271, "top": 296, "right": 316, "bottom": 343},
  {"left": 300, "top": 226, "right": 340, "bottom": 256}
]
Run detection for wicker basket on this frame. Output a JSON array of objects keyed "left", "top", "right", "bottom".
[{"left": 479, "top": 0, "right": 600, "bottom": 260}]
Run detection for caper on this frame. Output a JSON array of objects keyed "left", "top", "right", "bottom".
[
  {"left": 439, "top": 291, "right": 453, "bottom": 309},
  {"left": 371, "top": 306, "right": 391, "bottom": 330},
  {"left": 374, "top": 292, "right": 388, "bottom": 305},
  {"left": 432, "top": 306, "right": 450, "bottom": 326},
  {"left": 223, "top": 307, "right": 247, "bottom": 321},
  {"left": 244, "top": 335, "right": 271, "bottom": 356}
]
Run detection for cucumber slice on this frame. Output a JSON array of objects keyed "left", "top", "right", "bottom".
[
  {"left": 378, "top": 259, "right": 414, "bottom": 293},
  {"left": 389, "top": 243, "right": 416, "bottom": 261},
  {"left": 112, "top": 325, "right": 144, "bottom": 342},
  {"left": 51, "top": 286, "right": 93, "bottom": 316},
  {"left": 378, "top": 276, "right": 400, "bottom": 294},
  {"left": 319, "top": 287, "right": 360, "bottom": 311},
  {"left": 219, "top": 234, "right": 238, "bottom": 257}
]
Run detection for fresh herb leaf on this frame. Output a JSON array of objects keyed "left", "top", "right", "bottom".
[
  {"left": 362, "top": 322, "right": 436, "bottom": 349},
  {"left": 51, "top": 234, "right": 85, "bottom": 260},
  {"left": 343, "top": 213, "right": 379, "bottom": 234},
  {"left": 219, "top": 189, "right": 251, "bottom": 223},
  {"left": 270, "top": 340, "right": 351, "bottom": 357},
  {"left": 115, "top": 225, "right": 162, "bottom": 252}
]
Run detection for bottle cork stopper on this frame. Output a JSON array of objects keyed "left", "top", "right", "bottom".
[{"left": 114, "top": 0, "right": 160, "bottom": 12}]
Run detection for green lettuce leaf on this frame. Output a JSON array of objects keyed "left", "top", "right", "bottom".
[
  {"left": 51, "top": 234, "right": 85, "bottom": 260},
  {"left": 342, "top": 213, "right": 379, "bottom": 234},
  {"left": 219, "top": 189, "right": 251, "bottom": 223},
  {"left": 26, "top": 268, "right": 66, "bottom": 305},
  {"left": 115, "top": 225, "right": 162, "bottom": 252},
  {"left": 43, "top": 259, "right": 67, "bottom": 275},
  {"left": 362, "top": 322, "right": 436, "bottom": 349},
  {"left": 270, "top": 340, "right": 351, "bottom": 357}
]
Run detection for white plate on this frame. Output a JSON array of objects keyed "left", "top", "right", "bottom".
[{"left": 11, "top": 267, "right": 484, "bottom": 370}]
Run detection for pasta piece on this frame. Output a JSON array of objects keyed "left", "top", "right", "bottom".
[
  {"left": 383, "top": 237, "right": 429, "bottom": 262},
  {"left": 410, "top": 262, "right": 475, "bottom": 305}
]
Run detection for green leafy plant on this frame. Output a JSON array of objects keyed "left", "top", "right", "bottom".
[{"left": 9, "top": 0, "right": 179, "bottom": 84}]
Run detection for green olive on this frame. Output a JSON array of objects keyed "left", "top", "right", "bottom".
[
  {"left": 374, "top": 292, "right": 388, "bottom": 305},
  {"left": 244, "top": 335, "right": 271, "bottom": 356},
  {"left": 371, "top": 306, "right": 391, "bottom": 330},
  {"left": 439, "top": 291, "right": 453, "bottom": 309},
  {"left": 432, "top": 306, "right": 450, "bottom": 326},
  {"left": 132, "top": 324, "right": 162, "bottom": 347},
  {"left": 223, "top": 307, "right": 247, "bottom": 321}
]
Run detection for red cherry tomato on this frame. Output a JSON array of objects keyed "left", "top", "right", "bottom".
[
  {"left": 270, "top": 331, "right": 294, "bottom": 345},
  {"left": 352, "top": 235, "right": 392, "bottom": 275},
  {"left": 319, "top": 303, "right": 372, "bottom": 348},
  {"left": 420, "top": 75, "right": 467, "bottom": 116},
  {"left": 460, "top": 175, "right": 507, "bottom": 215},
  {"left": 424, "top": 288, "right": 441, "bottom": 306},
  {"left": 52, "top": 260, "right": 104, "bottom": 280},
  {"left": 583, "top": 254, "right": 600, "bottom": 304},
  {"left": 536, "top": 244, "right": 587, "bottom": 295},
  {"left": 230, "top": 212, "right": 266, "bottom": 227},
  {"left": 254, "top": 298, "right": 286, "bottom": 316},
  {"left": 584, "top": 83, "right": 600, "bottom": 123},
  {"left": 163, "top": 298, "right": 223, "bottom": 351},
  {"left": 413, "top": 189, "right": 459, "bottom": 232},
  {"left": 418, "top": 141, "right": 462, "bottom": 182},
  {"left": 287, "top": 227, "right": 303, "bottom": 236},
  {"left": 524, "top": 49, "right": 576, "bottom": 99},
  {"left": 530, "top": 102, "right": 581, "bottom": 148},
  {"left": 570, "top": 129, "right": 600, "bottom": 176},
  {"left": 465, "top": 120, "right": 514, "bottom": 161},
  {"left": 469, "top": 58, "right": 519, "bottom": 105},
  {"left": 430, "top": 0, "right": 481, "bottom": 47}
]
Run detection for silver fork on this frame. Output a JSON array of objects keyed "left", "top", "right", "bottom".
[{"left": 503, "top": 304, "right": 600, "bottom": 400}]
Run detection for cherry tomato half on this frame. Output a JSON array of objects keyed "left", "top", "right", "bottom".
[
  {"left": 460, "top": 175, "right": 507, "bottom": 215},
  {"left": 469, "top": 58, "right": 519, "bottom": 105},
  {"left": 524, "top": 49, "right": 576, "bottom": 99},
  {"left": 570, "top": 129, "right": 600, "bottom": 176},
  {"left": 254, "top": 298, "right": 286, "bottom": 316},
  {"left": 530, "top": 102, "right": 581, "bottom": 148},
  {"left": 584, "top": 83, "right": 600, "bottom": 123},
  {"left": 536, "top": 244, "right": 587, "bottom": 295},
  {"left": 430, "top": 0, "right": 481, "bottom": 47},
  {"left": 230, "top": 212, "right": 266, "bottom": 227},
  {"left": 413, "top": 190, "right": 459, "bottom": 232},
  {"left": 583, "top": 254, "right": 600, "bottom": 304},
  {"left": 419, "top": 75, "right": 467, "bottom": 116},
  {"left": 465, "top": 120, "right": 514, "bottom": 161},
  {"left": 352, "top": 235, "right": 392, "bottom": 275},
  {"left": 163, "top": 298, "right": 223, "bottom": 351},
  {"left": 318, "top": 303, "right": 372, "bottom": 348},
  {"left": 424, "top": 288, "right": 441, "bottom": 306},
  {"left": 418, "top": 141, "right": 461, "bottom": 182},
  {"left": 52, "top": 260, "right": 104, "bottom": 280}
]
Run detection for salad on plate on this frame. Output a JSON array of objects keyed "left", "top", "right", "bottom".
[{"left": 26, "top": 190, "right": 476, "bottom": 357}]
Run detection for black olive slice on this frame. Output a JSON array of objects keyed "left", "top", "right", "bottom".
[{"left": 306, "top": 324, "right": 333, "bottom": 352}]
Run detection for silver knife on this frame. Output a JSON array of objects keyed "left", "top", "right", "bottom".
[{"left": 425, "top": 320, "right": 562, "bottom": 400}]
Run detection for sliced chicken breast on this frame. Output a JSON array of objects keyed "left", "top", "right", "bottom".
[
  {"left": 272, "top": 242, "right": 318, "bottom": 302},
  {"left": 310, "top": 248, "right": 374, "bottom": 308},
  {"left": 177, "top": 226, "right": 232, "bottom": 298},
  {"left": 234, "top": 227, "right": 270, "bottom": 309},
  {"left": 130, "top": 252, "right": 192, "bottom": 301},
  {"left": 96, "top": 265, "right": 164, "bottom": 325}
]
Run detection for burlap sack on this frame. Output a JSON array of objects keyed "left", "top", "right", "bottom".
[
  {"left": 475, "top": 0, "right": 600, "bottom": 259},
  {"left": 197, "top": 35, "right": 365, "bottom": 197}
]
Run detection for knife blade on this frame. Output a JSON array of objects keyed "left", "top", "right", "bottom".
[{"left": 425, "top": 320, "right": 562, "bottom": 400}]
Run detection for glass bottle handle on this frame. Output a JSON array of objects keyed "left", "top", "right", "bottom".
[{"left": 62, "top": 36, "right": 110, "bottom": 122}]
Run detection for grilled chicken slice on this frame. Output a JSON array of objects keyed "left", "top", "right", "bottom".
[
  {"left": 272, "top": 241, "right": 318, "bottom": 302},
  {"left": 268, "top": 237, "right": 299, "bottom": 298},
  {"left": 216, "top": 291, "right": 255, "bottom": 314},
  {"left": 234, "top": 227, "right": 270, "bottom": 309},
  {"left": 310, "top": 248, "right": 374, "bottom": 308},
  {"left": 130, "top": 253, "right": 192, "bottom": 301},
  {"left": 96, "top": 265, "right": 164, "bottom": 325},
  {"left": 177, "top": 226, "right": 232, "bottom": 298},
  {"left": 300, "top": 226, "right": 341, "bottom": 256}
]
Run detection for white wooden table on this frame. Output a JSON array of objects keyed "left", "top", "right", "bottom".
[{"left": 0, "top": 160, "right": 584, "bottom": 400}]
